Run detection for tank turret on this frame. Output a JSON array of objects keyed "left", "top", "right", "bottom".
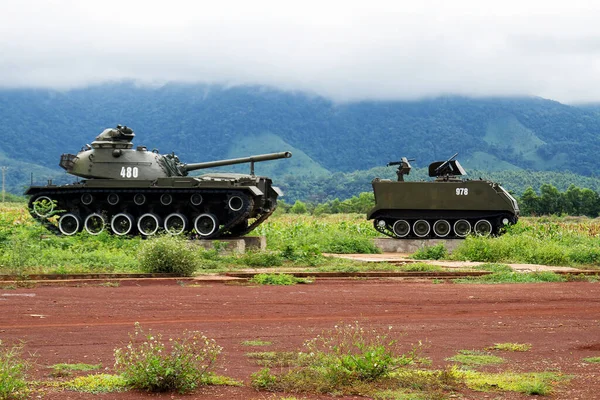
[
  {"left": 28, "top": 125, "right": 292, "bottom": 239},
  {"left": 368, "top": 153, "right": 519, "bottom": 239}
]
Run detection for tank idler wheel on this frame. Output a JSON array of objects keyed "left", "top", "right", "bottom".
[
  {"left": 164, "top": 213, "right": 188, "bottom": 235},
  {"left": 134, "top": 193, "right": 146, "bottom": 206},
  {"left": 228, "top": 195, "right": 244, "bottom": 212},
  {"left": 107, "top": 193, "right": 120, "bottom": 205},
  {"left": 190, "top": 193, "right": 203, "bottom": 206},
  {"left": 32, "top": 196, "right": 55, "bottom": 217},
  {"left": 453, "top": 219, "right": 471, "bottom": 237},
  {"left": 111, "top": 213, "right": 134, "bottom": 236},
  {"left": 433, "top": 220, "right": 451, "bottom": 238},
  {"left": 81, "top": 193, "right": 93, "bottom": 206},
  {"left": 84, "top": 213, "right": 106, "bottom": 235},
  {"left": 137, "top": 213, "right": 161, "bottom": 236},
  {"left": 194, "top": 213, "right": 218, "bottom": 238},
  {"left": 413, "top": 220, "right": 431, "bottom": 238},
  {"left": 474, "top": 219, "right": 493, "bottom": 236},
  {"left": 392, "top": 220, "right": 410, "bottom": 238},
  {"left": 58, "top": 213, "right": 81, "bottom": 236}
]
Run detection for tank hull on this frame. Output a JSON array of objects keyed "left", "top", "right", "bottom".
[
  {"left": 26, "top": 174, "right": 281, "bottom": 238},
  {"left": 368, "top": 179, "right": 519, "bottom": 239}
]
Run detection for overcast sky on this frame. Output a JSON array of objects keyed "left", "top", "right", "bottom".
[{"left": 2, "top": 0, "right": 600, "bottom": 103}]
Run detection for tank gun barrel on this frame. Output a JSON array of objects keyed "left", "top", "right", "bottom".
[{"left": 183, "top": 151, "right": 292, "bottom": 174}]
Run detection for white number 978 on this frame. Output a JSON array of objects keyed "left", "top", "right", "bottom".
[{"left": 456, "top": 188, "right": 469, "bottom": 195}]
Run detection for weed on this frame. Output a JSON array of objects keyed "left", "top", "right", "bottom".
[
  {"left": 98, "top": 282, "right": 120, "bottom": 288},
  {"left": 242, "top": 340, "right": 272, "bottom": 347},
  {"left": 54, "top": 374, "right": 127, "bottom": 393},
  {"left": 138, "top": 235, "right": 198, "bottom": 276},
  {"left": 490, "top": 343, "right": 531, "bottom": 352},
  {"left": 462, "top": 370, "right": 567, "bottom": 396},
  {"left": 250, "top": 273, "right": 308, "bottom": 285},
  {"left": 398, "top": 263, "right": 444, "bottom": 272},
  {"left": 49, "top": 362, "right": 102, "bottom": 377},
  {"left": 446, "top": 350, "right": 504, "bottom": 367},
  {"left": 239, "top": 251, "right": 284, "bottom": 267},
  {"left": 0, "top": 341, "right": 30, "bottom": 400},
  {"left": 583, "top": 357, "right": 600, "bottom": 363},
  {"left": 114, "top": 323, "right": 222, "bottom": 393},
  {"left": 410, "top": 244, "right": 447, "bottom": 260}
]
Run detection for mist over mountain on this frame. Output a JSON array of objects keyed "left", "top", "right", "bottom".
[{"left": 1, "top": 82, "right": 599, "bottom": 200}]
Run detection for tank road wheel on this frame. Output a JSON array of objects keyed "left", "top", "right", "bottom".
[
  {"left": 84, "top": 213, "right": 106, "bottom": 235},
  {"left": 32, "top": 196, "right": 56, "bottom": 217},
  {"left": 111, "top": 213, "right": 134, "bottom": 236},
  {"left": 160, "top": 194, "right": 173, "bottom": 206},
  {"left": 107, "top": 193, "right": 120, "bottom": 205},
  {"left": 133, "top": 193, "right": 146, "bottom": 206},
  {"left": 474, "top": 219, "right": 493, "bottom": 236},
  {"left": 58, "top": 213, "right": 81, "bottom": 236},
  {"left": 164, "top": 213, "right": 187, "bottom": 235},
  {"left": 413, "top": 220, "right": 431, "bottom": 238},
  {"left": 392, "top": 220, "right": 410, "bottom": 238},
  {"left": 453, "top": 219, "right": 471, "bottom": 237},
  {"left": 137, "top": 213, "right": 161, "bottom": 236},
  {"left": 190, "top": 193, "right": 203, "bottom": 206},
  {"left": 81, "top": 193, "right": 93, "bottom": 206},
  {"left": 228, "top": 195, "right": 244, "bottom": 212},
  {"left": 433, "top": 220, "right": 451, "bottom": 238},
  {"left": 194, "top": 213, "right": 218, "bottom": 238}
]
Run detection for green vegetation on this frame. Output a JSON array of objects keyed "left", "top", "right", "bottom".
[
  {"left": 250, "top": 273, "right": 309, "bottom": 285},
  {"left": 583, "top": 357, "right": 600, "bottom": 363},
  {"left": 0, "top": 341, "right": 29, "bottom": 400},
  {"left": 49, "top": 363, "right": 102, "bottom": 377},
  {"left": 242, "top": 340, "right": 272, "bottom": 347},
  {"left": 52, "top": 374, "right": 127, "bottom": 394},
  {"left": 410, "top": 244, "right": 448, "bottom": 260},
  {"left": 446, "top": 350, "right": 504, "bottom": 367},
  {"left": 113, "top": 323, "right": 222, "bottom": 393},
  {"left": 490, "top": 343, "right": 532, "bottom": 352},
  {"left": 138, "top": 235, "right": 199, "bottom": 276},
  {"left": 456, "top": 264, "right": 566, "bottom": 284},
  {"left": 462, "top": 370, "right": 565, "bottom": 396}
]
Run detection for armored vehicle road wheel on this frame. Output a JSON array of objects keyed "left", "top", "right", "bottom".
[
  {"left": 433, "top": 220, "right": 451, "bottom": 238},
  {"left": 137, "top": 213, "right": 160, "bottom": 236},
  {"left": 474, "top": 219, "right": 492, "bottom": 236},
  {"left": 58, "top": 213, "right": 81, "bottom": 236},
  {"left": 160, "top": 193, "right": 173, "bottom": 206},
  {"left": 413, "top": 220, "right": 431, "bottom": 238},
  {"left": 453, "top": 219, "right": 471, "bottom": 237},
  {"left": 133, "top": 193, "right": 146, "bottom": 205},
  {"left": 194, "top": 213, "right": 218, "bottom": 238},
  {"left": 392, "top": 220, "right": 410, "bottom": 238},
  {"left": 81, "top": 193, "right": 93, "bottom": 205},
  {"left": 107, "top": 193, "right": 120, "bottom": 205},
  {"left": 164, "top": 213, "right": 187, "bottom": 235},
  {"left": 190, "top": 193, "right": 203, "bottom": 206},
  {"left": 84, "top": 213, "right": 106, "bottom": 235},
  {"left": 228, "top": 195, "right": 244, "bottom": 211},
  {"left": 32, "top": 196, "right": 55, "bottom": 217},
  {"left": 111, "top": 213, "right": 134, "bottom": 236}
]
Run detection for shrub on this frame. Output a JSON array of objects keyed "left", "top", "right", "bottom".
[
  {"left": 138, "top": 235, "right": 198, "bottom": 276},
  {"left": 0, "top": 341, "right": 29, "bottom": 400},
  {"left": 410, "top": 244, "right": 448, "bottom": 260},
  {"left": 114, "top": 323, "right": 222, "bottom": 393},
  {"left": 239, "top": 251, "right": 284, "bottom": 267}
]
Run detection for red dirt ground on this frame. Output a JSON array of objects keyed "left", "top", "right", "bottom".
[{"left": 1, "top": 279, "right": 600, "bottom": 399}]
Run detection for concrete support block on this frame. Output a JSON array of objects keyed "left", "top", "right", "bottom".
[
  {"left": 373, "top": 238, "right": 463, "bottom": 254},
  {"left": 190, "top": 236, "right": 266, "bottom": 254}
]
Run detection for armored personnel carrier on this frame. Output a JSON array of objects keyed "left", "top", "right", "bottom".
[
  {"left": 26, "top": 125, "right": 291, "bottom": 238},
  {"left": 368, "top": 154, "right": 519, "bottom": 239}
]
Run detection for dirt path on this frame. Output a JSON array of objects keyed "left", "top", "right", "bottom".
[{"left": 1, "top": 280, "right": 600, "bottom": 399}]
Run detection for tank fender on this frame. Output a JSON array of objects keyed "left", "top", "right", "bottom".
[
  {"left": 247, "top": 186, "right": 264, "bottom": 196},
  {"left": 272, "top": 186, "right": 284, "bottom": 197}
]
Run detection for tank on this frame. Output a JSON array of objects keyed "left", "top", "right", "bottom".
[
  {"left": 367, "top": 154, "right": 519, "bottom": 239},
  {"left": 25, "top": 125, "right": 292, "bottom": 238}
]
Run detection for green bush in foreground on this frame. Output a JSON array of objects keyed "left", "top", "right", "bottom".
[
  {"left": 410, "top": 244, "right": 448, "bottom": 260},
  {"left": 250, "top": 273, "right": 308, "bottom": 285},
  {"left": 114, "top": 323, "right": 222, "bottom": 393},
  {"left": 138, "top": 235, "right": 198, "bottom": 276},
  {"left": 0, "top": 341, "right": 29, "bottom": 400}
]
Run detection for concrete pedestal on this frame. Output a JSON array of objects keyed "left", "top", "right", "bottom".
[
  {"left": 373, "top": 238, "right": 463, "bottom": 254},
  {"left": 191, "top": 236, "right": 266, "bottom": 254}
]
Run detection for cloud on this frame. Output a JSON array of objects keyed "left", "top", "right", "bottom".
[{"left": 1, "top": 0, "right": 600, "bottom": 103}]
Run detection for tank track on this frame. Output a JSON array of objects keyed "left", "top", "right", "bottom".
[
  {"left": 373, "top": 212, "right": 517, "bottom": 239},
  {"left": 27, "top": 187, "right": 273, "bottom": 239}
]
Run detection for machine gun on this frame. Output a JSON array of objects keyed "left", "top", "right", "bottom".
[{"left": 387, "top": 157, "right": 414, "bottom": 181}]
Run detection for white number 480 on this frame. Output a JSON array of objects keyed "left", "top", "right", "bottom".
[
  {"left": 456, "top": 188, "right": 469, "bottom": 195},
  {"left": 120, "top": 166, "right": 139, "bottom": 178}
]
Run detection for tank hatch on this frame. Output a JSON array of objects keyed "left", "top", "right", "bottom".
[{"left": 428, "top": 153, "right": 466, "bottom": 177}]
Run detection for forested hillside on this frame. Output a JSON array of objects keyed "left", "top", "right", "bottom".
[{"left": 1, "top": 83, "right": 600, "bottom": 199}]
